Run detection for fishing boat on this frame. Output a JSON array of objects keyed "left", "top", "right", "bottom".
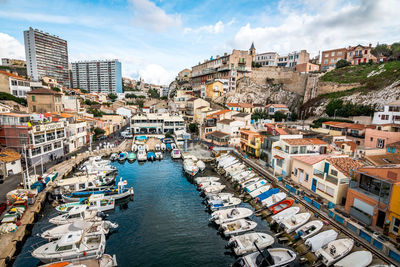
[
  {"left": 334, "top": 251, "right": 372, "bottom": 267},
  {"left": 280, "top": 212, "right": 311, "bottom": 233},
  {"left": 211, "top": 207, "right": 253, "bottom": 225},
  {"left": 49, "top": 206, "right": 106, "bottom": 225},
  {"left": 295, "top": 220, "right": 323, "bottom": 239},
  {"left": 261, "top": 192, "right": 287, "bottom": 208},
  {"left": 271, "top": 206, "right": 300, "bottom": 224},
  {"left": 161, "top": 143, "right": 166, "bottom": 151},
  {"left": 109, "top": 153, "right": 118, "bottom": 161},
  {"left": 132, "top": 144, "right": 138, "bottom": 152},
  {"left": 315, "top": 238, "right": 354, "bottom": 266},
  {"left": 40, "top": 254, "right": 117, "bottom": 267},
  {"left": 183, "top": 159, "right": 199, "bottom": 177},
  {"left": 208, "top": 197, "right": 241, "bottom": 211},
  {"left": 305, "top": 229, "right": 338, "bottom": 252},
  {"left": 40, "top": 220, "right": 118, "bottom": 241},
  {"left": 147, "top": 151, "right": 156, "bottom": 161},
  {"left": 137, "top": 149, "right": 147, "bottom": 161},
  {"left": 171, "top": 149, "right": 181, "bottom": 159},
  {"left": 197, "top": 181, "right": 222, "bottom": 190},
  {"left": 249, "top": 185, "right": 271, "bottom": 198},
  {"left": 127, "top": 152, "right": 136, "bottom": 162},
  {"left": 268, "top": 199, "right": 293, "bottom": 214},
  {"left": 155, "top": 143, "right": 161, "bottom": 151},
  {"left": 220, "top": 219, "right": 257, "bottom": 237},
  {"left": 202, "top": 184, "right": 226, "bottom": 196},
  {"left": 194, "top": 176, "right": 220, "bottom": 185},
  {"left": 155, "top": 152, "right": 163, "bottom": 160},
  {"left": 118, "top": 152, "right": 128, "bottom": 162},
  {"left": 32, "top": 232, "right": 106, "bottom": 263},
  {"left": 227, "top": 232, "right": 274, "bottom": 256},
  {"left": 233, "top": 247, "right": 297, "bottom": 267},
  {"left": 254, "top": 188, "right": 280, "bottom": 203}
]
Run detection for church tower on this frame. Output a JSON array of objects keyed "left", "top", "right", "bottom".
[{"left": 249, "top": 42, "right": 256, "bottom": 62}]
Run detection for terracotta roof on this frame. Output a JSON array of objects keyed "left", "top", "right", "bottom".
[
  {"left": 282, "top": 138, "right": 328, "bottom": 146},
  {"left": 322, "top": 121, "right": 372, "bottom": 130},
  {"left": 218, "top": 119, "right": 234, "bottom": 125},
  {"left": 365, "top": 153, "right": 400, "bottom": 166},
  {"left": 212, "top": 109, "right": 231, "bottom": 116},
  {"left": 27, "top": 88, "right": 62, "bottom": 95},
  {"left": 240, "top": 129, "right": 260, "bottom": 136},
  {"left": 292, "top": 155, "right": 331, "bottom": 165},
  {"left": 226, "top": 103, "right": 254, "bottom": 108},
  {"left": 327, "top": 157, "right": 363, "bottom": 177},
  {"left": 226, "top": 103, "right": 240, "bottom": 107},
  {"left": 0, "top": 71, "right": 27, "bottom": 81},
  {"left": 275, "top": 128, "right": 288, "bottom": 135},
  {"left": 0, "top": 149, "right": 21, "bottom": 163},
  {"left": 335, "top": 141, "right": 357, "bottom": 152},
  {"left": 269, "top": 104, "right": 289, "bottom": 109},
  {"left": 0, "top": 112, "right": 30, "bottom": 118}
]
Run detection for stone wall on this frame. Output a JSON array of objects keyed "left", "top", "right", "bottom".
[{"left": 303, "top": 79, "right": 360, "bottom": 102}]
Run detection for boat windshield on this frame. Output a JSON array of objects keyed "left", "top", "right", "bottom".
[
  {"left": 56, "top": 244, "right": 73, "bottom": 251},
  {"left": 232, "top": 258, "right": 246, "bottom": 267},
  {"left": 255, "top": 250, "right": 274, "bottom": 266}
]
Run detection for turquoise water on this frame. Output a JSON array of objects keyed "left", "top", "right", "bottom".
[{"left": 13, "top": 155, "right": 272, "bottom": 267}]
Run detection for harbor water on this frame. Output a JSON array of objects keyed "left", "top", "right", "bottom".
[{"left": 13, "top": 154, "right": 272, "bottom": 267}]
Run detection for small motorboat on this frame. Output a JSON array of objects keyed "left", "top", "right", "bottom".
[
  {"left": 155, "top": 152, "right": 163, "bottom": 160},
  {"left": 249, "top": 185, "right": 271, "bottom": 198},
  {"left": 147, "top": 151, "right": 156, "bottom": 161},
  {"left": 205, "top": 192, "right": 234, "bottom": 204},
  {"left": 183, "top": 159, "right": 199, "bottom": 177},
  {"left": 211, "top": 207, "right": 253, "bottom": 225},
  {"left": 32, "top": 232, "right": 106, "bottom": 263},
  {"left": 171, "top": 149, "right": 181, "bottom": 159},
  {"left": 233, "top": 247, "right": 297, "bottom": 267},
  {"left": 315, "top": 238, "right": 354, "bottom": 266},
  {"left": 49, "top": 206, "right": 106, "bottom": 225},
  {"left": 295, "top": 220, "right": 323, "bottom": 240},
  {"left": 197, "top": 181, "right": 222, "bottom": 190},
  {"left": 138, "top": 144, "right": 144, "bottom": 151},
  {"left": 40, "top": 254, "right": 117, "bottom": 267},
  {"left": 160, "top": 143, "right": 166, "bottom": 151},
  {"left": 220, "top": 219, "right": 257, "bottom": 237},
  {"left": 334, "top": 250, "right": 373, "bottom": 267},
  {"left": 261, "top": 192, "right": 287, "bottom": 208},
  {"left": 202, "top": 184, "right": 226, "bottom": 196},
  {"left": 56, "top": 194, "right": 115, "bottom": 213},
  {"left": 305, "top": 229, "right": 338, "bottom": 252},
  {"left": 118, "top": 152, "right": 128, "bottom": 162},
  {"left": 271, "top": 206, "right": 300, "bottom": 224},
  {"left": 239, "top": 177, "right": 260, "bottom": 189},
  {"left": 208, "top": 197, "right": 241, "bottom": 211},
  {"left": 254, "top": 188, "right": 279, "bottom": 203},
  {"left": 137, "top": 149, "right": 147, "bottom": 161},
  {"left": 132, "top": 144, "right": 138, "bottom": 152},
  {"left": 40, "top": 220, "right": 118, "bottom": 241},
  {"left": 280, "top": 212, "right": 311, "bottom": 233},
  {"left": 195, "top": 176, "right": 220, "bottom": 185},
  {"left": 268, "top": 199, "right": 293, "bottom": 214},
  {"left": 109, "top": 153, "right": 118, "bottom": 161},
  {"left": 235, "top": 172, "right": 257, "bottom": 184},
  {"left": 128, "top": 152, "right": 136, "bottom": 162},
  {"left": 155, "top": 143, "right": 161, "bottom": 151},
  {"left": 227, "top": 232, "right": 274, "bottom": 256}
]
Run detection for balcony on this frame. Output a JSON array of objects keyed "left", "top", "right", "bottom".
[
  {"left": 353, "top": 53, "right": 363, "bottom": 58},
  {"left": 313, "top": 169, "right": 339, "bottom": 185}
]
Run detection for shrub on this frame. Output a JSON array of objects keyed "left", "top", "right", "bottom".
[{"left": 336, "top": 59, "right": 351, "bottom": 69}]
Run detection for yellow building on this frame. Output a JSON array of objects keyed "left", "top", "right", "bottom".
[
  {"left": 205, "top": 80, "right": 224, "bottom": 101},
  {"left": 240, "top": 129, "right": 262, "bottom": 157},
  {"left": 389, "top": 183, "right": 400, "bottom": 239}
]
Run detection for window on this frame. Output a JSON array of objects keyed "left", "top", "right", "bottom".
[
  {"left": 46, "top": 132, "right": 56, "bottom": 141},
  {"left": 34, "top": 134, "right": 45, "bottom": 144},
  {"left": 292, "top": 146, "right": 299, "bottom": 154},
  {"left": 338, "top": 51, "right": 342, "bottom": 56},
  {"left": 317, "top": 182, "right": 325, "bottom": 191},
  {"left": 32, "top": 96, "right": 35, "bottom": 102},
  {"left": 31, "top": 147, "right": 41, "bottom": 156},
  {"left": 381, "top": 115, "right": 389, "bottom": 120},
  {"left": 330, "top": 169, "right": 338, "bottom": 176},
  {"left": 370, "top": 137, "right": 373, "bottom": 141},
  {"left": 43, "top": 144, "right": 52, "bottom": 152},
  {"left": 331, "top": 52, "right": 335, "bottom": 56},
  {"left": 324, "top": 54, "right": 328, "bottom": 58},
  {"left": 324, "top": 59, "right": 328, "bottom": 64},
  {"left": 54, "top": 141, "right": 62, "bottom": 149},
  {"left": 326, "top": 186, "right": 335, "bottom": 196},
  {"left": 305, "top": 173, "right": 309, "bottom": 181},
  {"left": 300, "top": 146, "right": 306, "bottom": 154},
  {"left": 377, "top": 138, "right": 385, "bottom": 148},
  {"left": 391, "top": 217, "right": 400, "bottom": 235},
  {"left": 57, "top": 130, "right": 65, "bottom": 138},
  {"left": 350, "top": 52, "right": 353, "bottom": 56},
  {"left": 294, "top": 168, "right": 298, "bottom": 176}
]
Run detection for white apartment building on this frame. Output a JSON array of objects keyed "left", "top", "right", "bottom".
[
  {"left": 216, "top": 119, "right": 246, "bottom": 146},
  {"left": 66, "top": 121, "right": 87, "bottom": 153},
  {"left": 277, "top": 50, "right": 310, "bottom": 68},
  {"left": 131, "top": 113, "right": 186, "bottom": 134},
  {"left": 71, "top": 60, "right": 122, "bottom": 93},
  {"left": 24, "top": 27, "right": 70, "bottom": 87},
  {"left": 372, "top": 100, "right": 400, "bottom": 125},
  {"left": 0, "top": 71, "right": 31, "bottom": 98},
  {"left": 255, "top": 52, "right": 279, "bottom": 66}
]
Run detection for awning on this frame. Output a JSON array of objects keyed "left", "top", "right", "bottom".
[{"left": 274, "top": 155, "right": 284, "bottom": 160}]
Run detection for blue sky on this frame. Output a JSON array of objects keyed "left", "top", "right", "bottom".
[{"left": 1, "top": 0, "right": 399, "bottom": 85}]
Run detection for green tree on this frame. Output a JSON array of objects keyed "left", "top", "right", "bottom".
[
  {"left": 93, "top": 127, "right": 105, "bottom": 138},
  {"left": 390, "top": 42, "right": 400, "bottom": 60},
  {"left": 336, "top": 59, "right": 351, "bottom": 69},
  {"left": 108, "top": 93, "right": 117, "bottom": 101},
  {"left": 0, "top": 92, "right": 27, "bottom": 106},
  {"left": 135, "top": 99, "right": 144, "bottom": 108},
  {"left": 371, "top": 44, "right": 391, "bottom": 62},
  {"left": 80, "top": 89, "right": 88, "bottom": 94},
  {"left": 273, "top": 111, "right": 287, "bottom": 122},
  {"left": 188, "top": 123, "right": 199, "bottom": 135},
  {"left": 290, "top": 111, "right": 298, "bottom": 121},
  {"left": 165, "top": 132, "right": 173, "bottom": 138},
  {"left": 148, "top": 88, "right": 160, "bottom": 99},
  {"left": 325, "top": 99, "right": 343, "bottom": 117},
  {"left": 88, "top": 108, "right": 103, "bottom": 117}
]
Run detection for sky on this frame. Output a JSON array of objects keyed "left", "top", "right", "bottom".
[{"left": 0, "top": 0, "right": 399, "bottom": 85}]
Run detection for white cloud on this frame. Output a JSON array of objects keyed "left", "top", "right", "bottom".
[
  {"left": 130, "top": 0, "right": 181, "bottom": 32},
  {"left": 0, "top": 33, "right": 25, "bottom": 60},
  {"left": 138, "top": 64, "right": 175, "bottom": 85},
  {"left": 184, "top": 21, "right": 225, "bottom": 34},
  {"left": 231, "top": 0, "right": 400, "bottom": 56}
]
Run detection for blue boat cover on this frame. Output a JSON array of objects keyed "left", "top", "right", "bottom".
[{"left": 255, "top": 188, "right": 279, "bottom": 201}]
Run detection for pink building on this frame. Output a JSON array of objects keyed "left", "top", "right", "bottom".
[{"left": 364, "top": 128, "right": 400, "bottom": 150}]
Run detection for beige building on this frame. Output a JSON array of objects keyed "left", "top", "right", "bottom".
[
  {"left": 1, "top": 58, "right": 26, "bottom": 68},
  {"left": 177, "top": 68, "right": 192, "bottom": 80},
  {"left": 347, "top": 44, "right": 377, "bottom": 65},
  {"left": 0, "top": 70, "right": 31, "bottom": 98},
  {"left": 295, "top": 62, "right": 319, "bottom": 73},
  {"left": 27, "top": 88, "right": 63, "bottom": 113}
]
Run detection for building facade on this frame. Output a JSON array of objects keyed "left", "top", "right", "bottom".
[
  {"left": 347, "top": 44, "right": 377, "bottom": 65},
  {"left": 71, "top": 60, "right": 122, "bottom": 93},
  {"left": 24, "top": 27, "right": 70, "bottom": 87},
  {"left": 131, "top": 113, "right": 186, "bottom": 134},
  {"left": 27, "top": 88, "right": 63, "bottom": 113},
  {"left": 0, "top": 71, "right": 31, "bottom": 98},
  {"left": 321, "top": 48, "right": 347, "bottom": 70},
  {"left": 1, "top": 58, "right": 26, "bottom": 68},
  {"left": 254, "top": 52, "right": 279, "bottom": 66},
  {"left": 373, "top": 100, "right": 400, "bottom": 125}
]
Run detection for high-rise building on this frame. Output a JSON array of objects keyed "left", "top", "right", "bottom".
[
  {"left": 24, "top": 27, "right": 70, "bottom": 87},
  {"left": 71, "top": 60, "right": 122, "bottom": 93}
]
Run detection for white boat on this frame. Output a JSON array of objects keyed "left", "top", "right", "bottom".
[
  {"left": 280, "top": 212, "right": 311, "bottom": 233},
  {"left": 244, "top": 180, "right": 267, "bottom": 193},
  {"left": 171, "top": 149, "right": 181, "bottom": 159},
  {"left": 232, "top": 171, "right": 252, "bottom": 182},
  {"left": 224, "top": 164, "right": 243, "bottom": 175},
  {"left": 155, "top": 152, "right": 163, "bottom": 160},
  {"left": 315, "top": 238, "right": 354, "bottom": 266},
  {"left": 233, "top": 247, "right": 297, "bottom": 267},
  {"left": 155, "top": 143, "right": 161, "bottom": 151},
  {"left": 211, "top": 207, "right": 254, "bottom": 225},
  {"left": 227, "top": 232, "right": 274, "bottom": 256},
  {"left": 144, "top": 144, "right": 149, "bottom": 151},
  {"left": 49, "top": 206, "right": 106, "bottom": 225},
  {"left": 208, "top": 197, "right": 241, "bottom": 211},
  {"left": 271, "top": 207, "right": 300, "bottom": 224},
  {"left": 132, "top": 144, "right": 138, "bottom": 152},
  {"left": 220, "top": 219, "right": 257, "bottom": 236},
  {"left": 56, "top": 175, "right": 115, "bottom": 193},
  {"left": 217, "top": 156, "right": 235, "bottom": 168},
  {"left": 221, "top": 159, "right": 239, "bottom": 169},
  {"left": 160, "top": 143, "right": 166, "bottom": 151},
  {"left": 137, "top": 149, "right": 147, "bottom": 161},
  {"left": 197, "top": 160, "right": 206, "bottom": 172},
  {"left": 295, "top": 220, "right": 323, "bottom": 239},
  {"left": 205, "top": 192, "right": 234, "bottom": 203},
  {"left": 202, "top": 184, "right": 226, "bottom": 195},
  {"left": 138, "top": 144, "right": 144, "bottom": 151},
  {"left": 239, "top": 177, "right": 260, "bottom": 188},
  {"left": 183, "top": 159, "right": 199, "bottom": 176},
  {"left": 194, "top": 176, "right": 220, "bottom": 185},
  {"left": 171, "top": 143, "right": 177, "bottom": 149},
  {"left": 261, "top": 192, "right": 287, "bottom": 208},
  {"left": 56, "top": 194, "right": 114, "bottom": 213},
  {"left": 32, "top": 232, "right": 106, "bottom": 263},
  {"left": 197, "top": 181, "right": 222, "bottom": 190},
  {"left": 305, "top": 229, "right": 338, "bottom": 252},
  {"left": 109, "top": 153, "right": 118, "bottom": 161},
  {"left": 235, "top": 173, "right": 257, "bottom": 184},
  {"left": 40, "top": 220, "right": 118, "bottom": 241},
  {"left": 249, "top": 185, "right": 271, "bottom": 198},
  {"left": 39, "top": 254, "right": 117, "bottom": 267},
  {"left": 334, "top": 251, "right": 373, "bottom": 267}
]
